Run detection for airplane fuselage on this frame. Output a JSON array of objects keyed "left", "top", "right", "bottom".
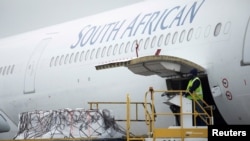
[{"left": 0, "top": 0, "right": 250, "bottom": 139}]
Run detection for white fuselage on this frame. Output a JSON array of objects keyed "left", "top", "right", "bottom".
[{"left": 0, "top": 0, "right": 250, "bottom": 139}]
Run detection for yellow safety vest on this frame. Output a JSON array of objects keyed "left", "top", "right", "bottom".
[{"left": 186, "top": 77, "right": 203, "bottom": 100}]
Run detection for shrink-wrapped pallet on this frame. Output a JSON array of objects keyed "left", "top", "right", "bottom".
[{"left": 14, "top": 108, "right": 124, "bottom": 139}]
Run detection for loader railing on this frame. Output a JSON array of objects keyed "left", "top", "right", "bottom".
[
  {"left": 88, "top": 97, "right": 153, "bottom": 141},
  {"left": 144, "top": 87, "right": 214, "bottom": 141}
]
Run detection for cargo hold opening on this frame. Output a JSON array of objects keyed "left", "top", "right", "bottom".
[
  {"left": 166, "top": 73, "right": 226, "bottom": 125},
  {"left": 127, "top": 55, "right": 227, "bottom": 125},
  {"left": 95, "top": 55, "right": 226, "bottom": 125}
]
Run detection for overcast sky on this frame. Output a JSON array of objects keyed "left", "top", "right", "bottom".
[{"left": 0, "top": 0, "right": 143, "bottom": 39}]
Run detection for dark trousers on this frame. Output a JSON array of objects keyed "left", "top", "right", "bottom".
[{"left": 193, "top": 100, "right": 206, "bottom": 126}]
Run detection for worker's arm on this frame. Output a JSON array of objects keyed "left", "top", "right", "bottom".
[{"left": 188, "top": 79, "right": 200, "bottom": 93}]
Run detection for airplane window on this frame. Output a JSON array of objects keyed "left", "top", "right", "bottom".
[
  {"left": 96, "top": 47, "right": 101, "bottom": 58},
  {"left": 165, "top": 33, "right": 171, "bottom": 46},
  {"left": 195, "top": 27, "right": 202, "bottom": 39},
  {"left": 107, "top": 45, "right": 112, "bottom": 56},
  {"left": 69, "top": 53, "right": 74, "bottom": 64},
  {"left": 113, "top": 44, "right": 118, "bottom": 55},
  {"left": 172, "top": 32, "right": 178, "bottom": 44},
  {"left": 80, "top": 51, "right": 84, "bottom": 62},
  {"left": 131, "top": 40, "right": 137, "bottom": 52},
  {"left": 85, "top": 50, "right": 90, "bottom": 60},
  {"left": 59, "top": 55, "right": 64, "bottom": 66},
  {"left": 5, "top": 66, "right": 8, "bottom": 75},
  {"left": 125, "top": 42, "right": 130, "bottom": 53},
  {"left": 65, "top": 54, "right": 69, "bottom": 64},
  {"left": 90, "top": 49, "right": 95, "bottom": 60},
  {"left": 55, "top": 56, "right": 59, "bottom": 66},
  {"left": 10, "top": 65, "right": 15, "bottom": 74},
  {"left": 119, "top": 43, "right": 124, "bottom": 54},
  {"left": 204, "top": 25, "right": 211, "bottom": 38},
  {"left": 6, "top": 65, "right": 11, "bottom": 75},
  {"left": 158, "top": 34, "right": 164, "bottom": 47},
  {"left": 151, "top": 36, "right": 156, "bottom": 48},
  {"left": 179, "top": 30, "right": 186, "bottom": 43},
  {"left": 144, "top": 37, "right": 150, "bottom": 49},
  {"left": 138, "top": 39, "right": 143, "bottom": 51},
  {"left": 2, "top": 66, "right": 6, "bottom": 75},
  {"left": 50, "top": 57, "right": 54, "bottom": 67},
  {"left": 75, "top": 52, "right": 79, "bottom": 63},
  {"left": 101, "top": 46, "right": 107, "bottom": 57},
  {"left": 214, "top": 23, "right": 222, "bottom": 36},
  {"left": 187, "top": 28, "right": 194, "bottom": 41}
]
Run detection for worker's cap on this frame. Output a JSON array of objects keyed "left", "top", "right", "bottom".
[{"left": 189, "top": 68, "right": 198, "bottom": 76}]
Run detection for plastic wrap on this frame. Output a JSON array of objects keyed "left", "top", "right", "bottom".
[{"left": 14, "top": 108, "right": 125, "bottom": 139}]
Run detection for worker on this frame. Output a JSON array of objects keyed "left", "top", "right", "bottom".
[{"left": 185, "top": 68, "right": 206, "bottom": 126}]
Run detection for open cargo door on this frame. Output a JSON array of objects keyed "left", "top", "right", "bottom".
[{"left": 95, "top": 55, "right": 205, "bottom": 78}]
